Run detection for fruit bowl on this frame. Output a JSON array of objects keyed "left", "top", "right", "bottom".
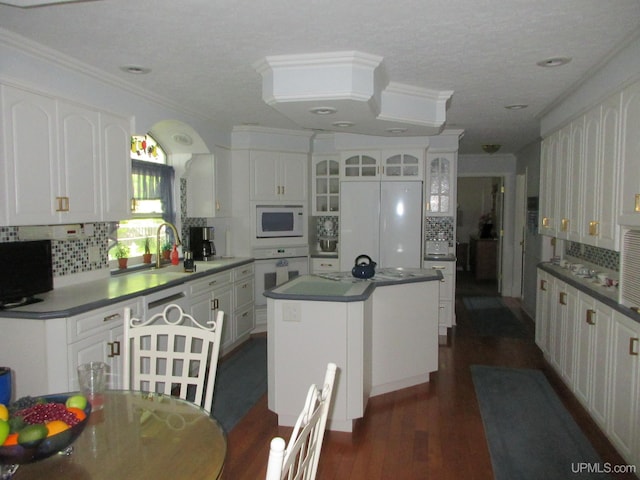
[{"left": 0, "top": 394, "right": 91, "bottom": 465}]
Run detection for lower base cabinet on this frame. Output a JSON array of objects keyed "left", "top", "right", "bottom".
[
  {"left": 0, "top": 263, "right": 255, "bottom": 399},
  {"left": 423, "top": 260, "right": 455, "bottom": 335},
  {"left": 536, "top": 268, "right": 640, "bottom": 469}
]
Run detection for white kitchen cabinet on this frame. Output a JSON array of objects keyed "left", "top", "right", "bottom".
[
  {"left": 607, "top": 310, "right": 640, "bottom": 465},
  {"left": 535, "top": 270, "right": 552, "bottom": 355},
  {"left": 67, "top": 299, "right": 142, "bottom": 391},
  {"left": 186, "top": 153, "right": 232, "bottom": 218},
  {"left": 618, "top": 79, "right": 640, "bottom": 226},
  {"left": 100, "top": 111, "right": 133, "bottom": 222},
  {"left": 233, "top": 264, "right": 255, "bottom": 342},
  {"left": 310, "top": 257, "right": 340, "bottom": 273},
  {"left": 380, "top": 150, "right": 423, "bottom": 180},
  {"left": 311, "top": 155, "right": 340, "bottom": 215},
  {"left": 555, "top": 123, "right": 572, "bottom": 240},
  {"left": 189, "top": 270, "right": 234, "bottom": 349},
  {"left": 423, "top": 260, "right": 455, "bottom": 335},
  {"left": 425, "top": 152, "right": 456, "bottom": 216},
  {"left": 580, "top": 96, "right": 620, "bottom": 249},
  {"left": 340, "top": 151, "right": 381, "bottom": 180},
  {"left": 539, "top": 132, "right": 558, "bottom": 236},
  {"left": 0, "top": 83, "right": 132, "bottom": 226},
  {"left": 567, "top": 120, "right": 583, "bottom": 241},
  {"left": 552, "top": 280, "right": 579, "bottom": 386},
  {"left": 250, "top": 150, "right": 307, "bottom": 202},
  {"left": 573, "top": 292, "right": 612, "bottom": 430}
]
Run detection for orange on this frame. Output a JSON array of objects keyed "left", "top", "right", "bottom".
[
  {"left": 67, "top": 407, "right": 86, "bottom": 422},
  {"left": 3, "top": 433, "right": 18, "bottom": 446},
  {"left": 45, "top": 420, "right": 70, "bottom": 437}
]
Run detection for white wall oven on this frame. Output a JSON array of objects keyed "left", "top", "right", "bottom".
[{"left": 253, "top": 246, "right": 309, "bottom": 309}]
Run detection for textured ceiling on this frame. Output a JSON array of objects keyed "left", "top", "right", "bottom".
[{"left": 0, "top": 0, "right": 638, "bottom": 154}]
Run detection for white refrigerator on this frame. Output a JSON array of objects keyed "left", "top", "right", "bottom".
[{"left": 339, "top": 181, "right": 423, "bottom": 271}]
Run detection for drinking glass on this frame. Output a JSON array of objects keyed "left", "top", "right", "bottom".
[{"left": 77, "top": 362, "right": 106, "bottom": 411}]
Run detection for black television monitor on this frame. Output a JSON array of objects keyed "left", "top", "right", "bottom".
[{"left": 0, "top": 240, "right": 53, "bottom": 309}]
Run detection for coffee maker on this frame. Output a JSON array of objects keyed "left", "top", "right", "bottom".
[{"left": 189, "top": 226, "right": 216, "bottom": 261}]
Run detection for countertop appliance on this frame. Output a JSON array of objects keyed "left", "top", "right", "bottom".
[
  {"left": 0, "top": 239, "right": 53, "bottom": 309},
  {"left": 190, "top": 226, "right": 216, "bottom": 261},
  {"left": 340, "top": 181, "right": 423, "bottom": 271}
]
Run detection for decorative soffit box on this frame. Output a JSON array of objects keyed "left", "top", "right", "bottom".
[{"left": 253, "top": 51, "right": 453, "bottom": 137}]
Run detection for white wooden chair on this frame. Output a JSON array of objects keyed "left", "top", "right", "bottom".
[
  {"left": 122, "top": 303, "right": 224, "bottom": 414},
  {"left": 265, "top": 362, "right": 337, "bottom": 480}
]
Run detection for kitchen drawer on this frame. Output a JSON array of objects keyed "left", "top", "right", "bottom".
[
  {"left": 234, "top": 277, "right": 255, "bottom": 308},
  {"left": 67, "top": 299, "right": 142, "bottom": 343},
  {"left": 234, "top": 263, "right": 254, "bottom": 281},
  {"left": 438, "top": 300, "right": 454, "bottom": 328},
  {"left": 190, "top": 270, "right": 233, "bottom": 297},
  {"left": 311, "top": 257, "right": 339, "bottom": 273},
  {"left": 423, "top": 260, "right": 455, "bottom": 276},
  {"left": 234, "top": 304, "right": 255, "bottom": 339}
]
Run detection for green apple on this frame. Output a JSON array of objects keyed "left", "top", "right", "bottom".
[
  {"left": 0, "top": 419, "right": 9, "bottom": 445},
  {"left": 65, "top": 394, "right": 88, "bottom": 410}
]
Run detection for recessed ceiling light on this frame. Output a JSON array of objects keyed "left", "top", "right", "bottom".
[
  {"left": 386, "top": 127, "right": 408, "bottom": 134},
  {"left": 310, "top": 106, "right": 337, "bottom": 115},
  {"left": 120, "top": 65, "right": 151, "bottom": 75},
  {"left": 332, "top": 121, "right": 354, "bottom": 128},
  {"left": 505, "top": 104, "right": 528, "bottom": 110},
  {"left": 536, "top": 57, "right": 572, "bottom": 68}
]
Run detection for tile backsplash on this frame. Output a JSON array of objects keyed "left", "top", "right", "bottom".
[
  {"left": 424, "top": 217, "right": 455, "bottom": 246},
  {"left": 0, "top": 224, "right": 109, "bottom": 277},
  {"left": 566, "top": 241, "right": 620, "bottom": 272}
]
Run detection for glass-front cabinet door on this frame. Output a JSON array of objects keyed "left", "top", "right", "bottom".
[
  {"left": 312, "top": 155, "right": 340, "bottom": 215},
  {"left": 425, "top": 152, "right": 455, "bottom": 216},
  {"left": 381, "top": 150, "right": 423, "bottom": 180},
  {"left": 340, "top": 151, "right": 381, "bottom": 180}
]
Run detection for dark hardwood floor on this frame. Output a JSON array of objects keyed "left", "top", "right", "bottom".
[{"left": 222, "top": 272, "right": 637, "bottom": 479}]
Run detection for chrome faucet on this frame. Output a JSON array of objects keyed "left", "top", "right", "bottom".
[{"left": 156, "top": 222, "right": 182, "bottom": 268}]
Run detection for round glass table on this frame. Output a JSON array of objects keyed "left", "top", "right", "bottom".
[{"left": 9, "top": 391, "right": 227, "bottom": 480}]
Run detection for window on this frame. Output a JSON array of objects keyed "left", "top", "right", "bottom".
[{"left": 109, "top": 134, "right": 176, "bottom": 262}]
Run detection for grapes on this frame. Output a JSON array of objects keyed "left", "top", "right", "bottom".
[
  {"left": 8, "top": 396, "right": 39, "bottom": 415},
  {"left": 15, "top": 402, "right": 80, "bottom": 427}
]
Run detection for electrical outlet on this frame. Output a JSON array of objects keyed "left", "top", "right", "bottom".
[
  {"left": 282, "top": 303, "right": 301, "bottom": 322},
  {"left": 88, "top": 246, "right": 100, "bottom": 264}
]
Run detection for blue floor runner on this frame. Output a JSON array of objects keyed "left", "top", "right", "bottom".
[
  {"left": 471, "top": 365, "right": 610, "bottom": 480},
  {"left": 211, "top": 337, "right": 267, "bottom": 432},
  {"left": 462, "top": 296, "right": 529, "bottom": 339}
]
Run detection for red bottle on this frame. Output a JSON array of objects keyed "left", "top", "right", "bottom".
[{"left": 170, "top": 244, "right": 179, "bottom": 265}]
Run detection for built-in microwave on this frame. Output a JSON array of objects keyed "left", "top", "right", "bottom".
[{"left": 256, "top": 205, "right": 304, "bottom": 238}]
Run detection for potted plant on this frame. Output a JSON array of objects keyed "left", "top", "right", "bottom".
[
  {"left": 161, "top": 240, "right": 172, "bottom": 261},
  {"left": 142, "top": 237, "right": 153, "bottom": 264},
  {"left": 114, "top": 242, "right": 130, "bottom": 269}
]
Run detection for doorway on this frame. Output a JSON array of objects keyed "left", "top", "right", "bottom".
[{"left": 456, "top": 176, "right": 502, "bottom": 295}]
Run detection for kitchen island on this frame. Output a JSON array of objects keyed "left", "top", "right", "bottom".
[{"left": 264, "top": 268, "right": 441, "bottom": 432}]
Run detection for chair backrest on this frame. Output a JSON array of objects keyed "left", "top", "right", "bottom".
[
  {"left": 122, "top": 303, "right": 224, "bottom": 414},
  {"left": 265, "top": 362, "right": 337, "bottom": 480}
]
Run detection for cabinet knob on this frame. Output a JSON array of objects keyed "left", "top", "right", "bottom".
[
  {"left": 107, "top": 340, "right": 120, "bottom": 358},
  {"left": 588, "top": 221, "right": 599, "bottom": 236},
  {"left": 103, "top": 313, "right": 121, "bottom": 322},
  {"left": 542, "top": 217, "right": 550, "bottom": 228},
  {"left": 561, "top": 218, "right": 569, "bottom": 232},
  {"left": 630, "top": 338, "right": 639, "bottom": 356},
  {"left": 635, "top": 194, "right": 640, "bottom": 212},
  {"left": 540, "top": 279, "right": 547, "bottom": 291},
  {"left": 586, "top": 309, "right": 596, "bottom": 325}
]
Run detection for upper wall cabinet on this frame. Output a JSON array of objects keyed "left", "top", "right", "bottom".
[
  {"left": 340, "top": 150, "right": 423, "bottom": 181},
  {"left": 311, "top": 155, "right": 340, "bottom": 215},
  {"left": 619, "top": 80, "right": 640, "bottom": 226},
  {"left": 0, "top": 83, "right": 132, "bottom": 226},
  {"left": 186, "top": 153, "right": 232, "bottom": 218},
  {"left": 425, "top": 151, "right": 456, "bottom": 216},
  {"left": 539, "top": 131, "right": 558, "bottom": 236},
  {"left": 250, "top": 150, "right": 307, "bottom": 202}
]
